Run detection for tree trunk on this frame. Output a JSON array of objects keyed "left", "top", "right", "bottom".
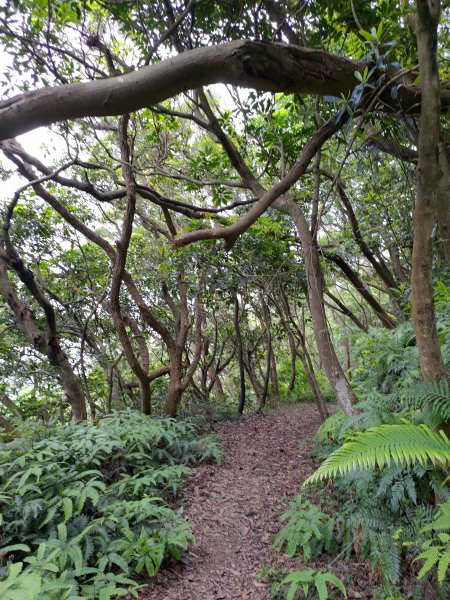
[
  {"left": 210, "top": 371, "right": 225, "bottom": 401},
  {"left": 234, "top": 295, "right": 246, "bottom": 414},
  {"left": 0, "top": 260, "right": 87, "bottom": 421},
  {"left": 411, "top": 0, "right": 447, "bottom": 383},
  {"left": 257, "top": 296, "right": 272, "bottom": 413},
  {"left": 279, "top": 200, "right": 356, "bottom": 415},
  {"left": 388, "top": 245, "right": 410, "bottom": 284},
  {"left": 286, "top": 332, "right": 297, "bottom": 396},
  {"left": 296, "top": 327, "right": 329, "bottom": 421},
  {"left": 164, "top": 383, "right": 183, "bottom": 418},
  {"left": 50, "top": 350, "right": 88, "bottom": 421},
  {"left": 139, "top": 380, "right": 152, "bottom": 415},
  {"left": 0, "top": 393, "right": 24, "bottom": 419},
  {"left": 297, "top": 349, "right": 328, "bottom": 422},
  {"left": 269, "top": 348, "right": 280, "bottom": 406},
  {"left": 0, "top": 414, "right": 14, "bottom": 433},
  {"left": 163, "top": 349, "right": 184, "bottom": 417},
  {"left": 245, "top": 351, "right": 264, "bottom": 403}
]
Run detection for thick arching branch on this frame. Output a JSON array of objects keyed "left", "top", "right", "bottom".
[{"left": 0, "top": 40, "right": 438, "bottom": 141}]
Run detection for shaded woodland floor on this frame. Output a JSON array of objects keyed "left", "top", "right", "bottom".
[{"left": 140, "top": 403, "right": 321, "bottom": 600}]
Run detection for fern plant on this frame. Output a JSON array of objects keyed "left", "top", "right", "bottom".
[
  {"left": 403, "top": 380, "right": 450, "bottom": 426},
  {"left": 416, "top": 498, "right": 450, "bottom": 583},
  {"left": 313, "top": 410, "right": 349, "bottom": 459},
  {"left": 0, "top": 410, "right": 221, "bottom": 599},
  {"left": 279, "top": 567, "right": 347, "bottom": 600},
  {"left": 305, "top": 423, "right": 450, "bottom": 484},
  {"left": 306, "top": 421, "right": 450, "bottom": 587},
  {"left": 273, "top": 498, "right": 336, "bottom": 560}
]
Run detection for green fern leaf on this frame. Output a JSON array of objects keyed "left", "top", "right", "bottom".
[
  {"left": 437, "top": 550, "right": 450, "bottom": 583},
  {"left": 411, "top": 380, "right": 450, "bottom": 421},
  {"left": 320, "top": 572, "right": 347, "bottom": 597},
  {"left": 305, "top": 424, "right": 450, "bottom": 485},
  {"left": 417, "top": 546, "right": 441, "bottom": 579},
  {"left": 62, "top": 497, "right": 73, "bottom": 522}
]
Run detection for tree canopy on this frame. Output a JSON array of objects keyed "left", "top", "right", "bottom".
[
  {"left": 0, "top": 0, "right": 449, "bottom": 423},
  {"left": 2, "top": 1, "right": 450, "bottom": 598}
]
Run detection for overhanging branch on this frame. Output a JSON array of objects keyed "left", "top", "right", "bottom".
[{"left": 0, "top": 40, "right": 439, "bottom": 141}]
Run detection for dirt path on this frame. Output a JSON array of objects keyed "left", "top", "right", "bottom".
[{"left": 141, "top": 403, "right": 321, "bottom": 600}]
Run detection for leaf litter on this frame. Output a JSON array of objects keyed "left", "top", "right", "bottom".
[{"left": 139, "top": 403, "right": 321, "bottom": 600}]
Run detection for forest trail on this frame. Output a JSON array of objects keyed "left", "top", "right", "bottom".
[{"left": 141, "top": 403, "right": 321, "bottom": 600}]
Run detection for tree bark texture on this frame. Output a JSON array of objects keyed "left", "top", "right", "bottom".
[
  {"left": 0, "top": 260, "right": 87, "bottom": 421},
  {"left": 0, "top": 39, "right": 446, "bottom": 141},
  {"left": 411, "top": 0, "right": 447, "bottom": 382}
]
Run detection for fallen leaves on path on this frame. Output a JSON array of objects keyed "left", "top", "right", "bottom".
[{"left": 139, "top": 403, "right": 321, "bottom": 600}]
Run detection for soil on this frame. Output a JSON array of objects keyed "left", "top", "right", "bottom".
[{"left": 139, "top": 403, "right": 321, "bottom": 600}]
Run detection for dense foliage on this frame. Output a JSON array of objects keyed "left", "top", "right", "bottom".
[
  {"left": 0, "top": 411, "right": 221, "bottom": 599},
  {"left": 269, "top": 306, "right": 450, "bottom": 599},
  {"left": 1, "top": 0, "right": 450, "bottom": 597}
]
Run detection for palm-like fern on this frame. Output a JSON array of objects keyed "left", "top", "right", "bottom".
[
  {"left": 305, "top": 423, "right": 450, "bottom": 485},
  {"left": 407, "top": 380, "right": 450, "bottom": 423}
]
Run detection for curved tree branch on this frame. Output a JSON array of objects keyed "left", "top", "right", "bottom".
[
  {"left": 0, "top": 40, "right": 438, "bottom": 141},
  {"left": 173, "top": 118, "right": 340, "bottom": 250}
]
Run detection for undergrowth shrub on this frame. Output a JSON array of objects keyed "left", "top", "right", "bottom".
[
  {"left": 271, "top": 289, "right": 450, "bottom": 598},
  {"left": 305, "top": 413, "right": 450, "bottom": 596},
  {"left": 0, "top": 409, "right": 222, "bottom": 599},
  {"left": 278, "top": 568, "right": 347, "bottom": 600},
  {"left": 273, "top": 498, "right": 337, "bottom": 560}
]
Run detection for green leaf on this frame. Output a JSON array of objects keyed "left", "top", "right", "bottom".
[
  {"left": 62, "top": 497, "right": 73, "bottom": 522},
  {"left": 305, "top": 424, "right": 450, "bottom": 484},
  {"left": 321, "top": 572, "right": 347, "bottom": 597},
  {"left": 359, "top": 29, "right": 376, "bottom": 42},
  {"left": 0, "top": 543, "right": 31, "bottom": 554},
  {"left": 315, "top": 576, "right": 329, "bottom": 600},
  {"left": 57, "top": 522, "right": 68, "bottom": 542}
]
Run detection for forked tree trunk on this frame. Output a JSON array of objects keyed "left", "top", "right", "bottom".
[
  {"left": 210, "top": 371, "right": 225, "bottom": 401},
  {"left": 245, "top": 351, "right": 264, "bottom": 403},
  {"left": 162, "top": 297, "right": 203, "bottom": 417}
]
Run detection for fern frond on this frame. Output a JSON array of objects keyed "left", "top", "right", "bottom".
[
  {"left": 411, "top": 380, "right": 450, "bottom": 421},
  {"left": 305, "top": 424, "right": 450, "bottom": 485}
]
